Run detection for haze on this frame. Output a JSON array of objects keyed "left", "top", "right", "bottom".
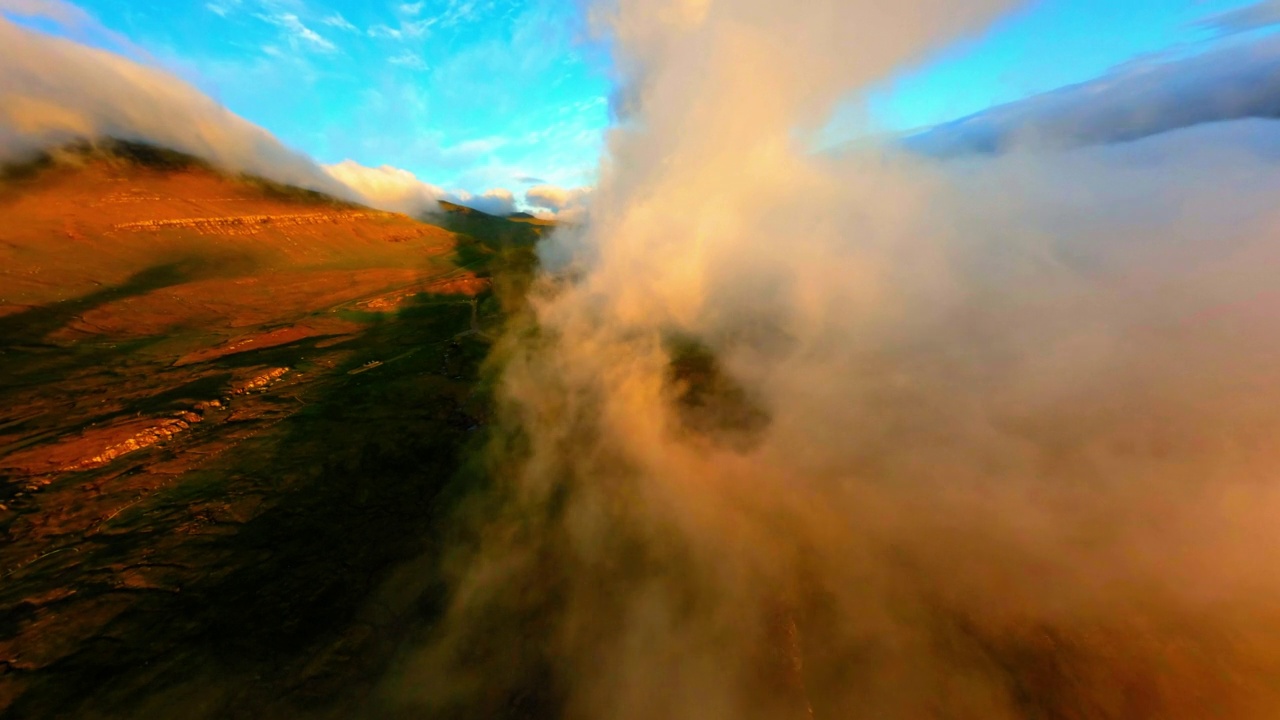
[{"left": 5, "top": 1, "right": 1280, "bottom": 718}]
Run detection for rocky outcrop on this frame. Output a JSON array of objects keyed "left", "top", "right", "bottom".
[
  {"left": 63, "top": 415, "right": 200, "bottom": 472},
  {"left": 230, "top": 367, "right": 290, "bottom": 395},
  {"left": 113, "top": 211, "right": 371, "bottom": 236},
  {"left": 54, "top": 371, "right": 284, "bottom": 474}
]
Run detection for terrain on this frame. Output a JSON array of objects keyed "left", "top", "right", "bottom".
[{"left": 0, "top": 142, "right": 541, "bottom": 718}]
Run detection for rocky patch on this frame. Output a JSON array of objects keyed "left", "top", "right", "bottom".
[{"left": 113, "top": 211, "right": 373, "bottom": 236}]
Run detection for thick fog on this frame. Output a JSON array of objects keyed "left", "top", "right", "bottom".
[{"left": 385, "top": 1, "right": 1280, "bottom": 718}]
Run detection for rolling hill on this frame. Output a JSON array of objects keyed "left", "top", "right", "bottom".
[{"left": 0, "top": 140, "right": 538, "bottom": 718}]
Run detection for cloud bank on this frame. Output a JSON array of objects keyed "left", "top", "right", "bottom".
[
  {"left": 326, "top": 159, "right": 590, "bottom": 218},
  {"left": 0, "top": 15, "right": 530, "bottom": 218},
  {"left": 908, "top": 30, "right": 1280, "bottom": 156},
  {"left": 525, "top": 183, "right": 592, "bottom": 220},
  {"left": 1199, "top": 0, "right": 1280, "bottom": 35},
  {"left": 0, "top": 14, "right": 352, "bottom": 196},
  {"left": 383, "top": 0, "right": 1280, "bottom": 718},
  {"left": 323, "top": 160, "right": 454, "bottom": 215},
  {"left": 324, "top": 160, "right": 520, "bottom": 217},
  {"left": 462, "top": 187, "right": 517, "bottom": 216}
]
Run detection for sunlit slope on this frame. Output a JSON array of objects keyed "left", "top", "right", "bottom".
[
  {"left": 0, "top": 142, "right": 487, "bottom": 343},
  {"left": 0, "top": 142, "right": 519, "bottom": 717},
  {"left": 0, "top": 139, "right": 496, "bottom": 485}
]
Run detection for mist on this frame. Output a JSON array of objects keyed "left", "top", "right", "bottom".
[
  {"left": 381, "top": 1, "right": 1280, "bottom": 718},
  {"left": 322, "top": 160, "right": 519, "bottom": 217},
  {"left": 0, "top": 15, "right": 358, "bottom": 196}
]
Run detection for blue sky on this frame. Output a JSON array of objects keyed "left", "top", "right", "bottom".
[
  {"left": 45, "top": 0, "right": 613, "bottom": 193},
  {"left": 13, "top": 0, "right": 1268, "bottom": 194}
]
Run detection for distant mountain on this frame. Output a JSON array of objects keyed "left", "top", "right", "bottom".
[
  {"left": 426, "top": 199, "right": 552, "bottom": 251},
  {"left": 436, "top": 198, "right": 496, "bottom": 217},
  {"left": 906, "top": 33, "right": 1280, "bottom": 157}
]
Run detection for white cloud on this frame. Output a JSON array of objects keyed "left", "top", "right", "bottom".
[
  {"left": 524, "top": 183, "right": 591, "bottom": 220},
  {"left": 434, "top": 0, "right": 489, "bottom": 28},
  {"left": 452, "top": 136, "right": 506, "bottom": 155},
  {"left": 0, "top": 16, "right": 351, "bottom": 197},
  {"left": 456, "top": 187, "right": 516, "bottom": 215},
  {"left": 255, "top": 12, "right": 336, "bottom": 52},
  {"left": 908, "top": 32, "right": 1280, "bottom": 157},
  {"left": 320, "top": 12, "right": 358, "bottom": 32},
  {"left": 0, "top": 0, "right": 100, "bottom": 22},
  {"left": 367, "top": 24, "right": 402, "bottom": 40},
  {"left": 323, "top": 159, "right": 517, "bottom": 217},
  {"left": 0, "top": 0, "right": 148, "bottom": 57},
  {"left": 388, "top": 50, "right": 428, "bottom": 71},
  {"left": 524, "top": 184, "right": 588, "bottom": 211},
  {"left": 1199, "top": 0, "right": 1280, "bottom": 35},
  {"left": 323, "top": 160, "right": 449, "bottom": 215},
  {"left": 368, "top": 16, "right": 436, "bottom": 40},
  {"left": 374, "top": 0, "right": 491, "bottom": 38}
]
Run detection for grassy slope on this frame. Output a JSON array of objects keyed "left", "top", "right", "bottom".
[{"left": 0, "top": 144, "right": 543, "bottom": 718}]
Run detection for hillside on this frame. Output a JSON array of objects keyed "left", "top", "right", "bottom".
[
  {"left": 1, "top": 141, "right": 487, "bottom": 329},
  {"left": 427, "top": 198, "right": 553, "bottom": 250},
  {"left": 0, "top": 142, "right": 526, "bottom": 717}
]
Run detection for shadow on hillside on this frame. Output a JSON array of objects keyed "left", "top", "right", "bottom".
[
  {"left": 0, "top": 255, "right": 259, "bottom": 352},
  {"left": 0, "top": 291, "right": 513, "bottom": 720}
]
